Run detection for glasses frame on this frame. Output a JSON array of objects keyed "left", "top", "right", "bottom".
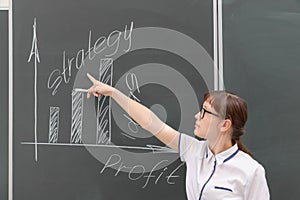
[{"left": 199, "top": 105, "right": 221, "bottom": 119}]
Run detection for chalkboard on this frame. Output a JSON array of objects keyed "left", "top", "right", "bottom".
[
  {"left": 223, "top": 0, "right": 300, "bottom": 199},
  {"left": 13, "top": 0, "right": 216, "bottom": 199},
  {"left": 0, "top": 10, "right": 8, "bottom": 200}
]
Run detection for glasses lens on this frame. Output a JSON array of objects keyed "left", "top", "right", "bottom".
[{"left": 200, "top": 105, "right": 204, "bottom": 119}]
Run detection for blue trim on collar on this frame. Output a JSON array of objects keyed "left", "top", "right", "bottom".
[{"left": 223, "top": 149, "right": 239, "bottom": 163}]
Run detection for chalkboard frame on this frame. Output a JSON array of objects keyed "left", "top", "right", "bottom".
[{"left": 0, "top": 9, "right": 9, "bottom": 200}]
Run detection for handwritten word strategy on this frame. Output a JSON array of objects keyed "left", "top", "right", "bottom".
[{"left": 47, "top": 21, "right": 134, "bottom": 95}]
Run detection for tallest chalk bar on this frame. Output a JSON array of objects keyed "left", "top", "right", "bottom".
[{"left": 96, "top": 58, "right": 113, "bottom": 145}]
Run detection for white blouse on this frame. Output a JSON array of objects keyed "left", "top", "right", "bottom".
[{"left": 179, "top": 133, "right": 270, "bottom": 200}]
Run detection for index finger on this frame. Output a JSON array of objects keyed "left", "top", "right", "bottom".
[{"left": 87, "top": 73, "right": 98, "bottom": 84}]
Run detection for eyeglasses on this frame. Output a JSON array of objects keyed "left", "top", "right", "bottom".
[{"left": 199, "top": 105, "right": 221, "bottom": 119}]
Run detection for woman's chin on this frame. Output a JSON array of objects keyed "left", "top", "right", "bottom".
[
  {"left": 194, "top": 130, "right": 206, "bottom": 139},
  {"left": 194, "top": 130, "right": 201, "bottom": 138}
]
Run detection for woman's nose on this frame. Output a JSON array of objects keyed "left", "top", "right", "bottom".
[{"left": 195, "top": 112, "right": 200, "bottom": 120}]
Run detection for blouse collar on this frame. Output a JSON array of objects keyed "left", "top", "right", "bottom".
[{"left": 205, "top": 142, "right": 239, "bottom": 165}]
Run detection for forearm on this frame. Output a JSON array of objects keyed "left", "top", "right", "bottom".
[{"left": 111, "top": 89, "right": 165, "bottom": 135}]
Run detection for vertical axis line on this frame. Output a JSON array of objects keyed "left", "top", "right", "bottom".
[{"left": 34, "top": 22, "right": 38, "bottom": 161}]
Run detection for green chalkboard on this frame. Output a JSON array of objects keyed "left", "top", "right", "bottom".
[{"left": 13, "top": 0, "right": 216, "bottom": 199}]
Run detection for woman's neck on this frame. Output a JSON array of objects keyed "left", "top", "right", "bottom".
[{"left": 209, "top": 134, "right": 233, "bottom": 155}]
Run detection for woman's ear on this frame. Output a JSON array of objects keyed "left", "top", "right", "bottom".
[{"left": 220, "top": 119, "right": 232, "bottom": 132}]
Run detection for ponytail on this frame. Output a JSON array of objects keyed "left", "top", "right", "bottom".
[
  {"left": 232, "top": 126, "right": 253, "bottom": 157},
  {"left": 235, "top": 138, "right": 252, "bottom": 157}
]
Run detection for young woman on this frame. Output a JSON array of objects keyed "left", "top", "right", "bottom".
[{"left": 87, "top": 73, "right": 270, "bottom": 200}]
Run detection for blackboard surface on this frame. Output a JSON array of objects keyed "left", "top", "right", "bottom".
[
  {"left": 13, "top": 0, "right": 215, "bottom": 199},
  {"left": 0, "top": 10, "right": 8, "bottom": 200},
  {"left": 223, "top": 0, "right": 300, "bottom": 199}
]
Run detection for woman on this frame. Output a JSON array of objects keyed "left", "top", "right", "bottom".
[{"left": 86, "top": 73, "right": 270, "bottom": 200}]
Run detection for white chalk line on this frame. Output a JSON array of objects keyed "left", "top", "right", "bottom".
[{"left": 21, "top": 142, "right": 176, "bottom": 153}]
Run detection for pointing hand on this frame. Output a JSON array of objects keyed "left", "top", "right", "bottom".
[{"left": 86, "top": 73, "right": 115, "bottom": 98}]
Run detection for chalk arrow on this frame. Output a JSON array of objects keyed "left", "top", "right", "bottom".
[{"left": 28, "top": 18, "right": 40, "bottom": 63}]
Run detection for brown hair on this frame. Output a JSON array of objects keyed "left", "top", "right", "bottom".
[{"left": 204, "top": 91, "right": 253, "bottom": 157}]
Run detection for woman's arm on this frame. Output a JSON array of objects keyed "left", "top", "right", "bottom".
[
  {"left": 244, "top": 165, "right": 270, "bottom": 200},
  {"left": 87, "top": 73, "right": 180, "bottom": 151}
]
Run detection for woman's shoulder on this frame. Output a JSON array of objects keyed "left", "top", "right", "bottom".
[
  {"left": 179, "top": 133, "right": 207, "bottom": 161},
  {"left": 235, "top": 150, "right": 266, "bottom": 174},
  {"left": 235, "top": 151, "right": 269, "bottom": 197},
  {"left": 180, "top": 133, "right": 206, "bottom": 150}
]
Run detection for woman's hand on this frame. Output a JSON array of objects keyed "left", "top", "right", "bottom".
[{"left": 86, "top": 73, "right": 115, "bottom": 98}]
